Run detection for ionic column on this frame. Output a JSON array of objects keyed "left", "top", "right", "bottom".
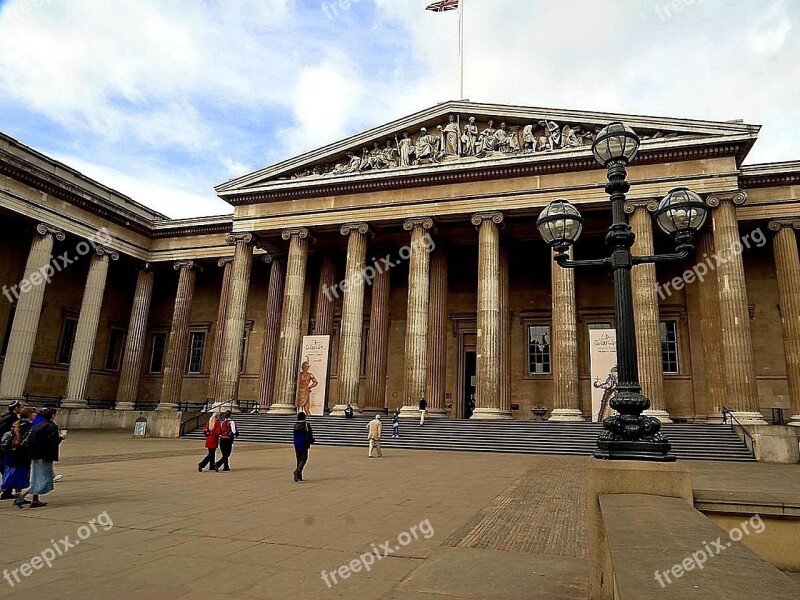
[
  {"left": 696, "top": 233, "right": 727, "bottom": 422},
  {"left": 626, "top": 200, "right": 671, "bottom": 422},
  {"left": 63, "top": 245, "right": 119, "bottom": 407},
  {"left": 115, "top": 266, "right": 155, "bottom": 410},
  {"left": 313, "top": 256, "right": 337, "bottom": 336},
  {"left": 425, "top": 246, "right": 448, "bottom": 417},
  {"left": 0, "top": 224, "right": 64, "bottom": 401},
  {"left": 258, "top": 256, "right": 284, "bottom": 409},
  {"left": 158, "top": 261, "right": 200, "bottom": 410},
  {"left": 332, "top": 223, "right": 370, "bottom": 415},
  {"left": 471, "top": 212, "right": 511, "bottom": 420},
  {"left": 549, "top": 248, "right": 583, "bottom": 421},
  {"left": 217, "top": 234, "right": 256, "bottom": 405},
  {"left": 708, "top": 191, "right": 766, "bottom": 423},
  {"left": 364, "top": 254, "right": 391, "bottom": 414},
  {"left": 207, "top": 258, "right": 233, "bottom": 403},
  {"left": 400, "top": 217, "right": 433, "bottom": 416},
  {"left": 768, "top": 219, "right": 800, "bottom": 425},
  {"left": 498, "top": 247, "right": 511, "bottom": 414},
  {"left": 270, "top": 228, "right": 311, "bottom": 414}
]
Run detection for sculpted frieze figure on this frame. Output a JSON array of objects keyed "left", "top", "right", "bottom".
[
  {"left": 414, "top": 127, "right": 442, "bottom": 165},
  {"left": 398, "top": 131, "right": 414, "bottom": 167},
  {"left": 538, "top": 120, "right": 562, "bottom": 151},
  {"left": 507, "top": 127, "right": 520, "bottom": 153},
  {"left": 461, "top": 116, "right": 479, "bottom": 157},
  {"left": 478, "top": 119, "right": 498, "bottom": 154},
  {"left": 522, "top": 124, "right": 537, "bottom": 153},
  {"left": 562, "top": 124, "right": 593, "bottom": 148},
  {"left": 442, "top": 114, "right": 460, "bottom": 156}
]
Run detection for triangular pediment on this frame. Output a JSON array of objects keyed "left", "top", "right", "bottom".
[{"left": 215, "top": 101, "right": 759, "bottom": 197}]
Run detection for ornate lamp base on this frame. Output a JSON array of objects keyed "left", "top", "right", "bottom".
[{"left": 594, "top": 395, "right": 676, "bottom": 462}]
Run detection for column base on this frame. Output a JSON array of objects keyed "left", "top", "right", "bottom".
[
  {"left": 360, "top": 406, "right": 387, "bottom": 416},
  {"left": 548, "top": 408, "right": 585, "bottom": 422},
  {"left": 787, "top": 415, "right": 800, "bottom": 427},
  {"left": 267, "top": 403, "right": 297, "bottom": 415},
  {"left": 61, "top": 400, "right": 87, "bottom": 409},
  {"left": 470, "top": 407, "right": 513, "bottom": 420},
  {"left": 115, "top": 402, "right": 135, "bottom": 411},
  {"left": 705, "top": 412, "right": 725, "bottom": 424},
  {"left": 642, "top": 409, "right": 673, "bottom": 424},
  {"left": 156, "top": 403, "right": 178, "bottom": 411},
  {"left": 398, "top": 405, "right": 422, "bottom": 418},
  {"left": 731, "top": 411, "right": 769, "bottom": 425}
]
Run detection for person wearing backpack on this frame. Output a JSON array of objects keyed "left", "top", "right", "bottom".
[
  {"left": 1, "top": 407, "right": 36, "bottom": 507},
  {"left": 0, "top": 401, "right": 27, "bottom": 501},
  {"left": 293, "top": 412, "right": 314, "bottom": 482},
  {"left": 214, "top": 410, "right": 238, "bottom": 472}
]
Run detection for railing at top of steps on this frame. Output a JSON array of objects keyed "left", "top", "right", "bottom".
[{"left": 721, "top": 406, "right": 757, "bottom": 458}]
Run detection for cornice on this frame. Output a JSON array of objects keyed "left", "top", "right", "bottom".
[{"left": 223, "top": 142, "right": 744, "bottom": 206}]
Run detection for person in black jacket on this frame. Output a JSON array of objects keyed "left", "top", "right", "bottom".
[
  {"left": 27, "top": 408, "right": 64, "bottom": 508},
  {"left": 292, "top": 412, "right": 314, "bottom": 482},
  {"left": 0, "top": 400, "right": 25, "bottom": 500},
  {"left": 418, "top": 397, "right": 427, "bottom": 426}
]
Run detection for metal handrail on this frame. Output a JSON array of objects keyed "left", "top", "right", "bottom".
[
  {"left": 721, "top": 406, "right": 757, "bottom": 457},
  {"left": 22, "top": 394, "right": 63, "bottom": 407}
]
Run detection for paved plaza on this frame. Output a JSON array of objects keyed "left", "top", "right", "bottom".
[{"left": 1, "top": 432, "right": 798, "bottom": 599}]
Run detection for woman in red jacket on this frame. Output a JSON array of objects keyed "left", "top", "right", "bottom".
[{"left": 197, "top": 413, "right": 221, "bottom": 472}]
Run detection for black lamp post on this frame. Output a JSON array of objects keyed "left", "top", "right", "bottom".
[{"left": 537, "top": 122, "right": 709, "bottom": 461}]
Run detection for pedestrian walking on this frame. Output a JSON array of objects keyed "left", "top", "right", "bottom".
[
  {"left": 26, "top": 408, "right": 63, "bottom": 508},
  {"left": 0, "top": 400, "right": 25, "bottom": 500},
  {"left": 1, "top": 407, "right": 36, "bottom": 507},
  {"left": 418, "top": 397, "right": 427, "bottom": 426},
  {"left": 392, "top": 407, "right": 400, "bottom": 438},
  {"left": 214, "top": 410, "right": 238, "bottom": 471},
  {"left": 293, "top": 412, "right": 315, "bottom": 482},
  {"left": 367, "top": 414, "right": 382, "bottom": 458},
  {"left": 198, "top": 413, "right": 221, "bottom": 472}
]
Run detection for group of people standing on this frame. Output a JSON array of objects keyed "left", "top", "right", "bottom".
[
  {"left": 0, "top": 401, "right": 64, "bottom": 508},
  {"left": 197, "top": 410, "right": 239, "bottom": 472}
]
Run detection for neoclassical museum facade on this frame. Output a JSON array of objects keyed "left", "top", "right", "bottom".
[{"left": 1, "top": 101, "right": 800, "bottom": 424}]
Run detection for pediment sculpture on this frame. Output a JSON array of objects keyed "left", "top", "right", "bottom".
[{"left": 286, "top": 115, "right": 683, "bottom": 181}]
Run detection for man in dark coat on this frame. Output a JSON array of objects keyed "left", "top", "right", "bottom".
[
  {"left": 27, "top": 408, "right": 63, "bottom": 508},
  {"left": 0, "top": 400, "right": 24, "bottom": 500},
  {"left": 292, "top": 412, "right": 314, "bottom": 482}
]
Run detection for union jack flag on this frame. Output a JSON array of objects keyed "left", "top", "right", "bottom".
[{"left": 426, "top": 0, "right": 459, "bottom": 12}]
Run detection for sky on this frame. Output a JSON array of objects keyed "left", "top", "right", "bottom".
[{"left": 0, "top": 0, "right": 797, "bottom": 219}]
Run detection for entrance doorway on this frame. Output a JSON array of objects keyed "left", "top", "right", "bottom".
[{"left": 463, "top": 350, "right": 477, "bottom": 419}]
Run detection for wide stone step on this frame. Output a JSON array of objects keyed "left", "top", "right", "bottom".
[{"left": 184, "top": 414, "right": 755, "bottom": 461}]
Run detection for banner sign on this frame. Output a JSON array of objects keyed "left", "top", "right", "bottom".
[
  {"left": 297, "top": 335, "right": 330, "bottom": 416},
  {"left": 589, "top": 329, "right": 618, "bottom": 423}
]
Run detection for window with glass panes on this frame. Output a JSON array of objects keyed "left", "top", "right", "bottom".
[
  {"left": 104, "top": 328, "right": 127, "bottom": 371},
  {"left": 660, "top": 320, "right": 679, "bottom": 373},
  {"left": 149, "top": 332, "right": 166, "bottom": 373},
  {"left": 527, "top": 325, "right": 551, "bottom": 374},
  {"left": 187, "top": 331, "right": 206, "bottom": 374},
  {"left": 57, "top": 317, "right": 79, "bottom": 364}
]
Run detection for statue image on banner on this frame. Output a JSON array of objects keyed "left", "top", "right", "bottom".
[
  {"left": 297, "top": 335, "right": 331, "bottom": 416},
  {"left": 589, "top": 329, "right": 618, "bottom": 422}
]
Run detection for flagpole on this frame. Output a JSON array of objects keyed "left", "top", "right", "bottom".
[{"left": 458, "top": 0, "right": 465, "bottom": 99}]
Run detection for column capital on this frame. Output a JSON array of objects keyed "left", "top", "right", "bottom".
[
  {"left": 340, "top": 222, "right": 371, "bottom": 237},
  {"left": 225, "top": 232, "right": 258, "bottom": 246},
  {"left": 623, "top": 199, "right": 659, "bottom": 214},
  {"left": 470, "top": 211, "right": 504, "bottom": 228},
  {"left": 403, "top": 217, "right": 434, "bottom": 232},
  {"left": 281, "top": 227, "right": 314, "bottom": 242},
  {"left": 768, "top": 219, "right": 800, "bottom": 232},
  {"left": 706, "top": 190, "right": 747, "bottom": 208},
  {"left": 35, "top": 223, "right": 66, "bottom": 241},
  {"left": 217, "top": 257, "right": 234, "bottom": 268},
  {"left": 173, "top": 260, "right": 202, "bottom": 272},
  {"left": 94, "top": 244, "right": 120, "bottom": 261}
]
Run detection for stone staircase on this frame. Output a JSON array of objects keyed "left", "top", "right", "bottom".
[{"left": 183, "top": 414, "right": 756, "bottom": 461}]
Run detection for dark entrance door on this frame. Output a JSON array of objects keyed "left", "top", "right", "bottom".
[{"left": 463, "top": 350, "right": 477, "bottom": 419}]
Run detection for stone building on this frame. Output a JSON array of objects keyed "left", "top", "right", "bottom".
[{"left": 1, "top": 101, "right": 799, "bottom": 425}]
